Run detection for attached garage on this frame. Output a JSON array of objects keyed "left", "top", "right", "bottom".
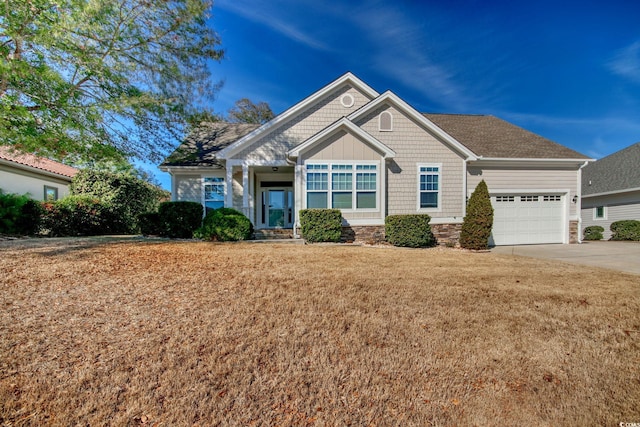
[{"left": 490, "top": 194, "right": 566, "bottom": 245}]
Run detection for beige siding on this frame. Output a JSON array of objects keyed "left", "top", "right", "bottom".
[
  {"left": 232, "top": 169, "right": 243, "bottom": 210},
  {"left": 355, "top": 105, "right": 466, "bottom": 218},
  {"left": 581, "top": 191, "right": 640, "bottom": 239},
  {"left": 306, "top": 131, "right": 380, "bottom": 161},
  {"left": 467, "top": 166, "right": 580, "bottom": 217},
  {"left": 234, "top": 86, "right": 373, "bottom": 162},
  {"left": 174, "top": 174, "right": 202, "bottom": 203},
  {"left": 0, "top": 165, "right": 71, "bottom": 200}
]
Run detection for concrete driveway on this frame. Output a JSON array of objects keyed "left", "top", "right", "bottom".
[{"left": 491, "top": 241, "right": 640, "bottom": 275}]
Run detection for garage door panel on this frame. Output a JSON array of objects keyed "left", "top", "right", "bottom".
[{"left": 491, "top": 194, "right": 564, "bottom": 245}]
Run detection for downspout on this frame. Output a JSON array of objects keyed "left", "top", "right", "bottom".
[{"left": 576, "top": 160, "right": 590, "bottom": 244}]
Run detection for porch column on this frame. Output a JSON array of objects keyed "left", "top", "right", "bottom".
[
  {"left": 225, "top": 165, "right": 233, "bottom": 208},
  {"left": 242, "top": 164, "right": 249, "bottom": 218}
]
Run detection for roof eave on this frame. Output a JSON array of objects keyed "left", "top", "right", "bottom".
[{"left": 0, "top": 158, "right": 76, "bottom": 181}]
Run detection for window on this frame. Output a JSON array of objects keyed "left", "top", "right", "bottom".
[
  {"left": 495, "top": 196, "right": 515, "bottom": 202},
  {"left": 594, "top": 206, "right": 606, "bottom": 220},
  {"left": 543, "top": 195, "right": 562, "bottom": 202},
  {"left": 203, "top": 177, "right": 224, "bottom": 212},
  {"left": 418, "top": 165, "right": 440, "bottom": 209},
  {"left": 306, "top": 163, "right": 377, "bottom": 210},
  {"left": 379, "top": 111, "right": 393, "bottom": 131},
  {"left": 44, "top": 186, "right": 58, "bottom": 201},
  {"left": 520, "top": 195, "right": 539, "bottom": 202}
]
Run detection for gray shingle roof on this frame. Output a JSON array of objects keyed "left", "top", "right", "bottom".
[
  {"left": 582, "top": 142, "right": 640, "bottom": 196},
  {"left": 423, "top": 114, "right": 589, "bottom": 159},
  {"left": 161, "top": 122, "right": 260, "bottom": 167}
]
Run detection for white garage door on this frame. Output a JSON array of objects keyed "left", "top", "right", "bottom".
[{"left": 491, "top": 194, "right": 564, "bottom": 245}]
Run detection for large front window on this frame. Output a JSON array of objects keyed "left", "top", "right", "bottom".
[
  {"left": 306, "top": 163, "right": 378, "bottom": 210},
  {"left": 418, "top": 165, "right": 440, "bottom": 209},
  {"left": 203, "top": 177, "right": 224, "bottom": 212}
]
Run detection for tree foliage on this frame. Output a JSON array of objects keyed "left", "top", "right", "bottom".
[
  {"left": 459, "top": 180, "right": 494, "bottom": 250},
  {"left": 227, "top": 98, "right": 274, "bottom": 124},
  {"left": 0, "top": 0, "right": 224, "bottom": 163}
]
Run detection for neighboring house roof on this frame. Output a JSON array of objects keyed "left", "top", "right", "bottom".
[
  {"left": 582, "top": 142, "right": 640, "bottom": 196},
  {"left": 0, "top": 147, "right": 78, "bottom": 178},
  {"left": 161, "top": 122, "right": 260, "bottom": 168},
  {"left": 423, "top": 114, "right": 589, "bottom": 159}
]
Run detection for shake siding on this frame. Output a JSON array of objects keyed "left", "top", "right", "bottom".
[
  {"left": 355, "top": 105, "right": 466, "bottom": 218},
  {"left": 581, "top": 190, "right": 640, "bottom": 239},
  {"left": 234, "top": 86, "right": 373, "bottom": 162},
  {"left": 174, "top": 175, "right": 201, "bottom": 203},
  {"left": 467, "top": 167, "right": 580, "bottom": 217}
]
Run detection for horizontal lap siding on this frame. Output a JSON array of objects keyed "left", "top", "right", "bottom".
[
  {"left": 234, "top": 86, "right": 373, "bottom": 162},
  {"left": 355, "top": 105, "right": 465, "bottom": 219},
  {"left": 467, "top": 166, "right": 579, "bottom": 217},
  {"left": 174, "top": 175, "right": 201, "bottom": 203},
  {"left": 581, "top": 191, "right": 640, "bottom": 239}
]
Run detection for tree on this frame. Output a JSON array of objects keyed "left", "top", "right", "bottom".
[
  {"left": 227, "top": 98, "right": 274, "bottom": 124},
  {"left": 0, "top": 0, "right": 224, "bottom": 163},
  {"left": 459, "top": 180, "right": 494, "bottom": 250}
]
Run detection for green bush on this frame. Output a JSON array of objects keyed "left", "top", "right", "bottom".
[
  {"left": 138, "top": 212, "right": 163, "bottom": 236},
  {"left": 158, "top": 201, "right": 203, "bottom": 238},
  {"left": 41, "top": 196, "right": 121, "bottom": 236},
  {"left": 460, "top": 180, "right": 494, "bottom": 250},
  {"left": 385, "top": 214, "right": 435, "bottom": 248},
  {"left": 71, "top": 170, "right": 168, "bottom": 233},
  {"left": 583, "top": 225, "right": 605, "bottom": 241},
  {"left": 0, "top": 191, "right": 44, "bottom": 235},
  {"left": 610, "top": 220, "right": 640, "bottom": 241},
  {"left": 194, "top": 207, "right": 253, "bottom": 241},
  {"left": 299, "top": 209, "right": 342, "bottom": 243}
]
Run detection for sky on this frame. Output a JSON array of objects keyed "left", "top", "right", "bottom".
[{"left": 148, "top": 0, "right": 640, "bottom": 190}]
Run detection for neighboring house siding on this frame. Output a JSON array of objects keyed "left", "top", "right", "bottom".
[
  {"left": 356, "top": 105, "right": 466, "bottom": 219},
  {"left": 581, "top": 190, "right": 640, "bottom": 239},
  {"left": 0, "top": 165, "right": 71, "bottom": 200},
  {"left": 174, "top": 174, "right": 202, "bottom": 203},
  {"left": 467, "top": 166, "right": 580, "bottom": 218},
  {"left": 234, "top": 86, "right": 373, "bottom": 162}
]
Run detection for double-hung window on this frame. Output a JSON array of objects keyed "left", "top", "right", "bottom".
[
  {"left": 203, "top": 177, "right": 225, "bottom": 212},
  {"left": 306, "top": 163, "right": 377, "bottom": 210},
  {"left": 418, "top": 165, "right": 440, "bottom": 209}
]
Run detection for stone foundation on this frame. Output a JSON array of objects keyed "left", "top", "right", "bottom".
[
  {"left": 569, "top": 220, "right": 579, "bottom": 244},
  {"left": 430, "top": 223, "right": 463, "bottom": 246},
  {"left": 338, "top": 223, "right": 463, "bottom": 246}
]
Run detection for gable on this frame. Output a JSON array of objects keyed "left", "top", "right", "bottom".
[{"left": 303, "top": 130, "right": 381, "bottom": 161}]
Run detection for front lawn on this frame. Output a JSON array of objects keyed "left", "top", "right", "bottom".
[{"left": 0, "top": 239, "right": 638, "bottom": 425}]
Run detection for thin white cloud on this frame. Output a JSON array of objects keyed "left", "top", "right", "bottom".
[
  {"left": 215, "top": 0, "right": 330, "bottom": 51},
  {"left": 608, "top": 41, "right": 640, "bottom": 84}
]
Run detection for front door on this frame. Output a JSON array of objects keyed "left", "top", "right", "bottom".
[{"left": 261, "top": 188, "right": 293, "bottom": 228}]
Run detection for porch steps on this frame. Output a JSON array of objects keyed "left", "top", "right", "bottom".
[{"left": 253, "top": 229, "right": 296, "bottom": 240}]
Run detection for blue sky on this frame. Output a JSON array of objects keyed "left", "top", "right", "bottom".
[{"left": 149, "top": 0, "right": 640, "bottom": 189}]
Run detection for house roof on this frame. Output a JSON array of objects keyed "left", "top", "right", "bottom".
[
  {"left": 582, "top": 142, "right": 640, "bottom": 196},
  {"left": 161, "top": 122, "right": 260, "bottom": 168},
  {"left": 0, "top": 147, "right": 78, "bottom": 178},
  {"left": 423, "top": 114, "right": 590, "bottom": 160}
]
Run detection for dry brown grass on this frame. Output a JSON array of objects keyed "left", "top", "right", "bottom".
[{"left": 0, "top": 238, "right": 639, "bottom": 426}]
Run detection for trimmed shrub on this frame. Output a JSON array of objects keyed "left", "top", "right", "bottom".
[
  {"left": 0, "top": 191, "right": 44, "bottom": 235},
  {"left": 583, "top": 225, "right": 605, "bottom": 241},
  {"left": 459, "top": 180, "right": 494, "bottom": 250},
  {"left": 41, "top": 196, "right": 121, "bottom": 236},
  {"left": 194, "top": 207, "right": 253, "bottom": 241},
  {"left": 299, "top": 209, "right": 342, "bottom": 243},
  {"left": 385, "top": 214, "right": 435, "bottom": 248},
  {"left": 71, "top": 170, "right": 168, "bottom": 233},
  {"left": 610, "top": 220, "right": 640, "bottom": 241},
  {"left": 158, "top": 201, "right": 203, "bottom": 238},
  {"left": 138, "top": 212, "right": 163, "bottom": 236}
]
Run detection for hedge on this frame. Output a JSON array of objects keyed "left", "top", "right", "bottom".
[
  {"left": 41, "top": 196, "right": 122, "bottom": 236},
  {"left": 299, "top": 209, "right": 342, "bottom": 243},
  {"left": 194, "top": 207, "right": 253, "bottom": 241},
  {"left": 610, "top": 220, "right": 640, "bottom": 241},
  {"left": 385, "top": 214, "right": 435, "bottom": 248},
  {"left": 157, "top": 201, "right": 203, "bottom": 238},
  {"left": 0, "top": 191, "right": 44, "bottom": 235},
  {"left": 583, "top": 225, "right": 604, "bottom": 241}
]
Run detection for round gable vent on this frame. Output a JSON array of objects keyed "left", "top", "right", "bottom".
[{"left": 340, "top": 93, "right": 355, "bottom": 108}]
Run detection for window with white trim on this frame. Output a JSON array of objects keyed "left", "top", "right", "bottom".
[
  {"left": 203, "top": 177, "right": 224, "bottom": 212},
  {"left": 594, "top": 206, "right": 606, "bottom": 220},
  {"left": 306, "top": 163, "right": 378, "bottom": 211},
  {"left": 418, "top": 165, "right": 440, "bottom": 209}
]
